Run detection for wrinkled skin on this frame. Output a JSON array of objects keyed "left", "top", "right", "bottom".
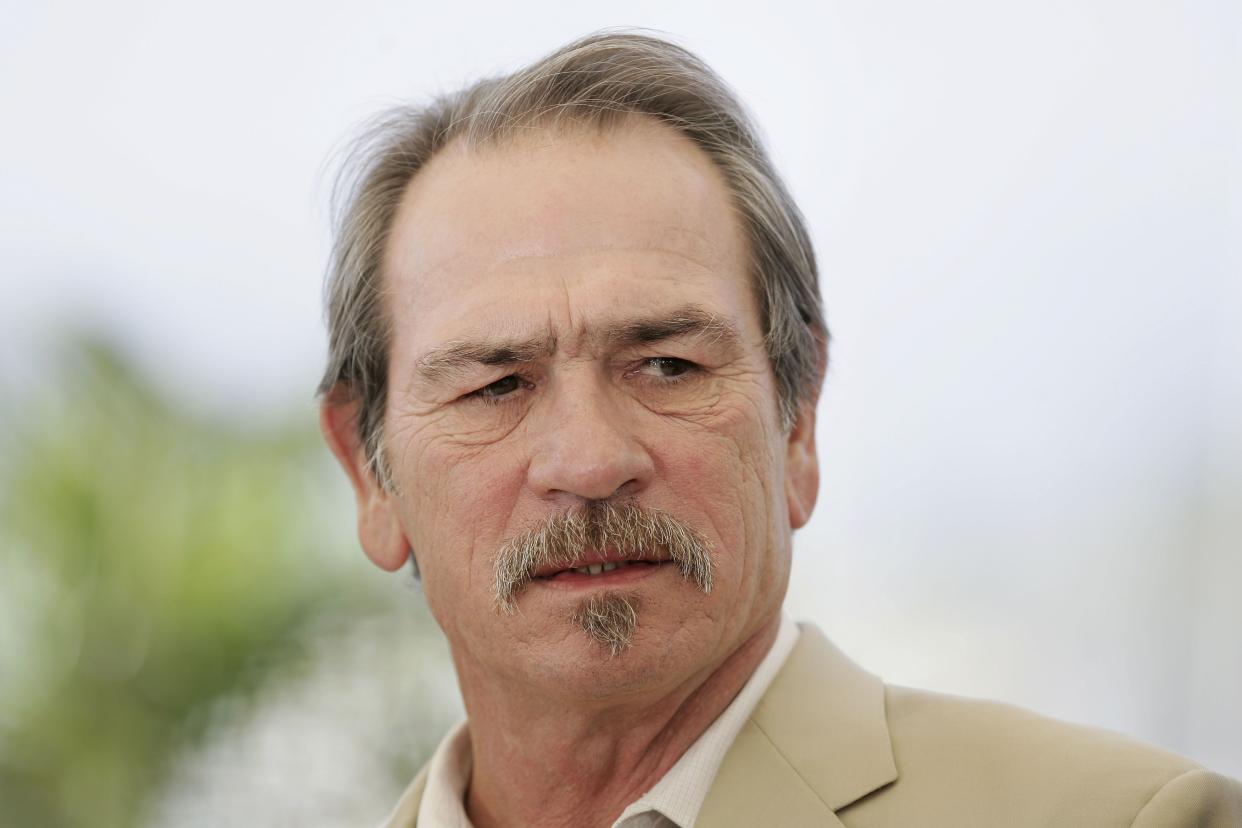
[{"left": 321, "top": 117, "right": 822, "bottom": 827}]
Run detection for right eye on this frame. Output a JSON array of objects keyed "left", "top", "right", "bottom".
[{"left": 469, "top": 375, "right": 524, "bottom": 401}]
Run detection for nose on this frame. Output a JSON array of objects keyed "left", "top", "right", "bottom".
[{"left": 526, "top": 371, "right": 654, "bottom": 504}]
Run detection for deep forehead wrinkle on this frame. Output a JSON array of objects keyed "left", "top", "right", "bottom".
[{"left": 413, "top": 304, "right": 744, "bottom": 389}]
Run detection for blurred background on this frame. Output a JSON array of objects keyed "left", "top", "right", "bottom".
[{"left": 1, "top": 1, "right": 1238, "bottom": 825}]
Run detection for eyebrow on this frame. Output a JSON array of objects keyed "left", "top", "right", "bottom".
[
  {"left": 414, "top": 334, "right": 556, "bottom": 387},
  {"left": 413, "top": 305, "right": 743, "bottom": 388},
  {"left": 604, "top": 305, "right": 742, "bottom": 350}
]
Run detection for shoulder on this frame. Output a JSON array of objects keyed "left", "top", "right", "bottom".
[
  {"left": 740, "top": 624, "right": 1242, "bottom": 827},
  {"left": 845, "top": 684, "right": 1242, "bottom": 827}
]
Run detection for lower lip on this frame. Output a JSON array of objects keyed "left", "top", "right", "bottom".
[{"left": 533, "top": 561, "right": 670, "bottom": 590}]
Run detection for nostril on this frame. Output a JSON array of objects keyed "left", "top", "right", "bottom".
[{"left": 609, "top": 479, "right": 641, "bottom": 499}]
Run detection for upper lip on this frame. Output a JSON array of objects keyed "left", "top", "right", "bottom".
[{"left": 532, "top": 551, "right": 668, "bottom": 578}]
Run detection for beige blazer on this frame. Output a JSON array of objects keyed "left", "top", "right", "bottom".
[{"left": 384, "top": 625, "right": 1242, "bottom": 827}]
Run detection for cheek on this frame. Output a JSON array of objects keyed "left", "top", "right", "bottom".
[
  {"left": 400, "top": 435, "right": 528, "bottom": 597},
  {"left": 664, "top": 437, "right": 716, "bottom": 484},
  {"left": 665, "top": 407, "right": 788, "bottom": 580},
  {"left": 661, "top": 431, "right": 766, "bottom": 552}
]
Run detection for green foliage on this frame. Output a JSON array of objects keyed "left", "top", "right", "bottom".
[{"left": 0, "top": 337, "right": 373, "bottom": 828}]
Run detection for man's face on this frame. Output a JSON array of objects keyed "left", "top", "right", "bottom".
[{"left": 332, "top": 119, "right": 819, "bottom": 697}]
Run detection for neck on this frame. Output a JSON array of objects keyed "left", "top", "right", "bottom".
[{"left": 457, "top": 613, "right": 781, "bottom": 828}]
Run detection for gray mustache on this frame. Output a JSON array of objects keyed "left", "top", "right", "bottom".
[{"left": 492, "top": 501, "right": 714, "bottom": 611}]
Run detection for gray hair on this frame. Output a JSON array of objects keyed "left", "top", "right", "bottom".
[{"left": 318, "top": 30, "right": 827, "bottom": 487}]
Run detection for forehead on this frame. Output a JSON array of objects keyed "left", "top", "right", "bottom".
[{"left": 383, "top": 118, "right": 755, "bottom": 351}]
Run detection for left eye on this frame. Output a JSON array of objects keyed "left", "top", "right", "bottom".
[{"left": 637, "top": 357, "right": 696, "bottom": 379}]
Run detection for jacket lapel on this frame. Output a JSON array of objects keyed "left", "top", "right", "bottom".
[{"left": 697, "top": 625, "right": 898, "bottom": 827}]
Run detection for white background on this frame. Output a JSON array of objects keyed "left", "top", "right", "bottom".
[{"left": 3, "top": 0, "right": 1238, "bottom": 782}]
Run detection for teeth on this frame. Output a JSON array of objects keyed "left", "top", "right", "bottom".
[{"left": 570, "top": 562, "right": 627, "bottom": 576}]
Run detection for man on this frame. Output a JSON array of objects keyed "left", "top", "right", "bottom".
[{"left": 318, "top": 32, "right": 1241, "bottom": 828}]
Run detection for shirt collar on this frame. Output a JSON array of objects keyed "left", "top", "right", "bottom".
[{"left": 416, "top": 718, "right": 473, "bottom": 828}]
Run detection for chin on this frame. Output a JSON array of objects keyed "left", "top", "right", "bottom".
[
  {"left": 516, "top": 600, "right": 715, "bottom": 700},
  {"left": 540, "top": 633, "right": 676, "bottom": 699}
]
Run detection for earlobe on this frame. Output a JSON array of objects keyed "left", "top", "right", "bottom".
[
  {"left": 319, "top": 393, "right": 410, "bottom": 572},
  {"left": 357, "top": 499, "right": 411, "bottom": 572}
]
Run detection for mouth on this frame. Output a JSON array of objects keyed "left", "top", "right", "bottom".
[{"left": 532, "top": 558, "right": 672, "bottom": 587}]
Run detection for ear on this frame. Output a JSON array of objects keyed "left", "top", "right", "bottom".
[
  {"left": 785, "top": 335, "right": 827, "bottom": 529},
  {"left": 319, "top": 390, "right": 410, "bottom": 572}
]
